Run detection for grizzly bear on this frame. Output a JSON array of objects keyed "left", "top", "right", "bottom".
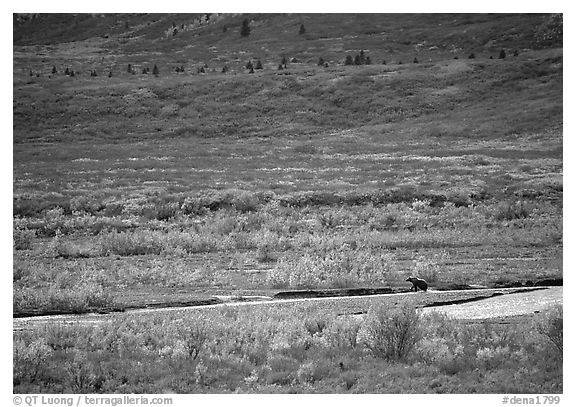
[{"left": 406, "top": 276, "right": 428, "bottom": 292}]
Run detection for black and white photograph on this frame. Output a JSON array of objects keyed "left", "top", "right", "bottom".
[{"left": 11, "top": 7, "right": 565, "bottom": 399}]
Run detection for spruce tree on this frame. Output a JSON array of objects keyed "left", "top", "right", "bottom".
[
  {"left": 359, "top": 50, "right": 365, "bottom": 64},
  {"left": 499, "top": 49, "right": 506, "bottom": 59},
  {"left": 240, "top": 18, "right": 251, "bottom": 37},
  {"left": 345, "top": 55, "right": 354, "bottom": 65},
  {"left": 255, "top": 60, "right": 263, "bottom": 69},
  {"left": 299, "top": 24, "right": 306, "bottom": 34},
  {"left": 127, "top": 63, "right": 132, "bottom": 73},
  {"left": 281, "top": 56, "right": 288, "bottom": 68},
  {"left": 318, "top": 57, "right": 325, "bottom": 66},
  {"left": 52, "top": 66, "right": 57, "bottom": 74},
  {"left": 468, "top": 52, "right": 475, "bottom": 59},
  {"left": 354, "top": 54, "right": 361, "bottom": 65},
  {"left": 153, "top": 64, "right": 159, "bottom": 76},
  {"left": 246, "top": 60, "right": 253, "bottom": 70},
  {"left": 413, "top": 57, "right": 419, "bottom": 64},
  {"left": 365, "top": 56, "right": 372, "bottom": 65}
]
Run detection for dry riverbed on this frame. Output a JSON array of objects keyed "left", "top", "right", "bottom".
[{"left": 13, "top": 286, "right": 561, "bottom": 331}]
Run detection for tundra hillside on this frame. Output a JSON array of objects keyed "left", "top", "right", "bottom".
[
  {"left": 13, "top": 13, "right": 562, "bottom": 314},
  {"left": 13, "top": 12, "right": 562, "bottom": 394}
]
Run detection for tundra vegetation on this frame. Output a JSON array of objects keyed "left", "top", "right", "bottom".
[
  {"left": 13, "top": 13, "right": 562, "bottom": 393},
  {"left": 13, "top": 303, "right": 563, "bottom": 393}
]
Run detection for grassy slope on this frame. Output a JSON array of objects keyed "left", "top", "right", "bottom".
[
  {"left": 13, "top": 14, "right": 563, "bottom": 313},
  {"left": 12, "top": 13, "right": 563, "bottom": 394}
]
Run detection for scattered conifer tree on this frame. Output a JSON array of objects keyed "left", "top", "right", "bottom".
[
  {"left": 489, "top": 56, "right": 493, "bottom": 59},
  {"left": 255, "top": 60, "right": 263, "bottom": 69},
  {"left": 299, "top": 24, "right": 306, "bottom": 34},
  {"left": 240, "top": 18, "right": 251, "bottom": 37},
  {"left": 413, "top": 57, "right": 419, "bottom": 64},
  {"left": 499, "top": 49, "right": 506, "bottom": 59},
  {"left": 249, "top": 67, "right": 255, "bottom": 74},
  {"left": 354, "top": 54, "right": 361, "bottom": 65},
  {"left": 222, "top": 25, "right": 227, "bottom": 33},
  {"left": 29, "top": 70, "right": 33, "bottom": 76},
  {"left": 345, "top": 55, "right": 354, "bottom": 65},
  {"left": 222, "top": 65, "right": 229, "bottom": 73},
  {"left": 52, "top": 66, "right": 57, "bottom": 74},
  {"left": 382, "top": 60, "right": 387, "bottom": 65},
  {"left": 359, "top": 50, "right": 366, "bottom": 64},
  {"left": 513, "top": 49, "right": 519, "bottom": 57},
  {"left": 281, "top": 56, "right": 288, "bottom": 68},
  {"left": 468, "top": 52, "right": 475, "bottom": 59},
  {"left": 127, "top": 63, "right": 132, "bottom": 73},
  {"left": 365, "top": 56, "right": 372, "bottom": 65},
  {"left": 318, "top": 57, "right": 325, "bottom": 66},
  {"left": 153, "top": 64, "right": 159, "bottom": 76},
  {"left": 108, "top": 71, "right": 113, "bottom": 78},
  {"left": 70, "top": 70, "right": 75, "bottom": 77},
  {"left": 454, "top": 56, "right": 459, "bottom": 59},
  {"left": 246, "top": 60, "right": 253, "bottom": 70},
  {"left": 278, "top": 64, "right": 284, "bottom": 70}
]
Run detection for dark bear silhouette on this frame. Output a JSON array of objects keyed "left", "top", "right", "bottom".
[{"left": 406, "top": 276, "right": 428, "bottom": 292}]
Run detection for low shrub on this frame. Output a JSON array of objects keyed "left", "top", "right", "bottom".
[
  {"left": 99, "top": 231, "right": 164, "bottom": 256},
  {"left": 13, "top": 228, "right": 35, "bottom": 250},
  {"left": 14, "top": 338, "right": 54, "bottom": 384},
  {"left": 268, "top": 249, "right": 394, "bottom": 289},
  {"left": 70, "top": 195, "right": 106, "bottom": 215},
  {"left": 51, "top": 237, "right": 95, "bottom": 259},
  {"left": 535, "top": 305, "right": 563, "bottom": 353},
  {"left": 494, "top": 200, "right": 533, "bottom": 221},
  {"left": 14, "top": 283, "right": 115, "bottom": 314},
  {"left": 360, "top": 303, "right": 422, "bottom": 362}
]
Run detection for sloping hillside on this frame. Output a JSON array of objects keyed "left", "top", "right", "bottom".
[{"left": 14, "top": 13, "right": 561, "bottom": 69}]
